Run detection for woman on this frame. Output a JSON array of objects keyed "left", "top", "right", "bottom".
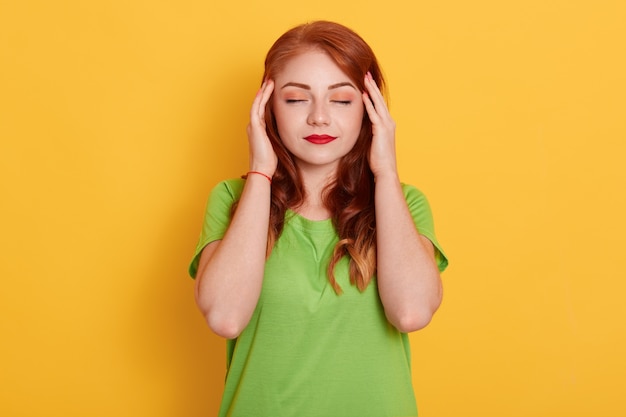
[{"left": 190, "top": 20, "right": 448, "bottom": 417}]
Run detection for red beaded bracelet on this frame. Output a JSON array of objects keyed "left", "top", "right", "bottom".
[{"left": 246, "top": 171, "right": 272, "bottom": 184}]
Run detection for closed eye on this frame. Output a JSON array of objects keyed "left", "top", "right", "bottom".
[
  {"left": 286, "top": 99, "right": 307, "bottom": 103},
  {"left": 332, "top": 100, "right": 352, "bottom": 105}
]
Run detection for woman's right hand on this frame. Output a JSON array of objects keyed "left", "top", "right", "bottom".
[{"left": 246, "top": 79, "right": 277, "bottom": 176}]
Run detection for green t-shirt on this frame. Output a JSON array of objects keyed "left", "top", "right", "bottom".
[{"left": 190, "top": 179, "right": 448, "bottom": 417}]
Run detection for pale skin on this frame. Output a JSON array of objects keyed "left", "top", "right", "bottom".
[{"left": 194, "top": 50, "right": 442, "bottom": 339}]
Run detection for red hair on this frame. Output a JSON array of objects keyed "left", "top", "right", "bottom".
[{"left": 261, "top": 21, "right": 386, "bottom": 294}]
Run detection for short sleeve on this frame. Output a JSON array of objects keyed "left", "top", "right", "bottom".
[
  {"left": 188, "top": 178, "right": 245, "bottom": 278},
  {"left": 402, "top": 183, "right": 449, "bottom": 273}
]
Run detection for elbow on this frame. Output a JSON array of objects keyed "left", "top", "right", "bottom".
[
  {"left": 207, "top": 316, "right": 244, "bottom": 339},
  {"left": 202, "top": 310, "right": 246, "bottom": 339},
  {"left": 196, "top": 297, "right": 246, "bottom": 338},
  {"left": 390, "top": 293, "right": 443, "bottom": 333},
  {"left": 195, "top": 285, "right": 246, "bottom": 339},
  {"left": 391, "top": 309, "right": 435, "bottom": 333}
]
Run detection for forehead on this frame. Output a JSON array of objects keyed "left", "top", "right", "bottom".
[{"left": 274, "top": 50, "right": 351, "bottom": 85}]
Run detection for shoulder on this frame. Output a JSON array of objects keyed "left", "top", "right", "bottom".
[
  {"left": 401, "top": 183, "right": 426, "bottom": 198},
  {"left": 208, "top": 178, "right": 245, "bottom": 203},
  {"left": 400, "top": 183, "right": 431, "bottom": 210},
  {"left": 400, "top": 183, "right": 449, "bottom": 272},
  {"left": 203, "top": 178, "right": 246, "bottom": 219},
  {"left": 213, "top": 178, "right": 245, "bottom": 197},
  {"left": 399, "top": 182, "right": 436, "bottom": 229}
]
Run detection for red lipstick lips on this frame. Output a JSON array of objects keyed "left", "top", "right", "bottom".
[{"left": 304, "top": 134, "right": 337, "bottom": 144}]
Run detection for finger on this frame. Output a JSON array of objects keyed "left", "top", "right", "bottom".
[
  {"left": 257, "top": 79, "right": 274, "bottom": 120},
  {"left": 364, "top": 73, "right": 390, "bottom": 118},
  {"left": 250, "top": 81, "right": 266, "bottom": 123},
  {"left": 362, "top": 91, "right": 379, "bottom": 123}
]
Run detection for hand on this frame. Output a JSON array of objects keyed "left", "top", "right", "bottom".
[
  {"left": 247, "top": 79, "right": 277, "bottom": 176},
  {"left": 362, "top": 72, "right": 398, "bottom": 179}
]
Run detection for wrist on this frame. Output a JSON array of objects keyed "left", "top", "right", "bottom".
[
  {"left": 245, "top": 170, "right": 272, "bottom": 184},
  {"left": 372, "top": 168, "right": 400, "bottom": 184},
  {"left": 249, "top": 161, "right": 276, "bottom": 177}
]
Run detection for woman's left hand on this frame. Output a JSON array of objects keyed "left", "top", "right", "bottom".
[{"left": 362, "top": 72, "right": 398, "bottom": 179}]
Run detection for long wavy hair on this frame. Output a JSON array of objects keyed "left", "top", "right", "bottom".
[{"left": 254, "top": 21, "right": 386, "bottom": 294}]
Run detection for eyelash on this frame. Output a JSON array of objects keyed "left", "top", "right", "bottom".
[{"left": 285, "top": 100, "right": 352, "bottom": 105}]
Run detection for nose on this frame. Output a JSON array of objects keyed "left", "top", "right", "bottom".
[{"left": 307, "top": 101, "right": 330, "bottom": 126}]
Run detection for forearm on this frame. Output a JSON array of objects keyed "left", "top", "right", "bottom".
[
  {"left": 195, "top": 174, "right": 271, "bottom": 338},
  {"left": 375, "top": 172, "right": 442, "bottom": 332}
]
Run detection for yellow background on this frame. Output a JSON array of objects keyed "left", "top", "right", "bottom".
[{"left": 1, "top": 0, "right": 625, "bottom": 416}]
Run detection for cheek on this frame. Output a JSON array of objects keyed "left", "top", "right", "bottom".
[
  {"left": 272, "top": 108, "right": 296, "bottom": 142},
  {"left": 347, "top": 106, "right": 365, "bottom": 130},
  {"left": 271, "top": 101, "right": 289, "bottom": 133}
]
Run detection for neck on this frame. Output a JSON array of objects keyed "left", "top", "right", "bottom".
[{"left": 294, "top": 164, "right": 337, "bottom": 220}]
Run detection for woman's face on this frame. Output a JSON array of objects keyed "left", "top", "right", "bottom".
[{"left": 271, "top": 49, "right": 364, "bottom": 173}]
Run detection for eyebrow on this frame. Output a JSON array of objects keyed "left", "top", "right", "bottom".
[{"left": 281, "top": 81, "right": 357, "bottom": 90}]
